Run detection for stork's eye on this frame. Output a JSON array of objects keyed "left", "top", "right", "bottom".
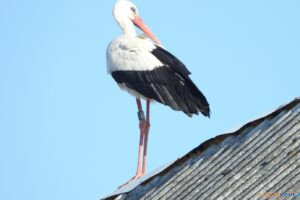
[{"left": 131, "top": 7, "right": 136, "bottom": 14}]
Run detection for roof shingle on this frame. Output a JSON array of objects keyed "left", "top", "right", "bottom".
[{"left": 104, "top": 98, "right": 300, "bottom": 200}]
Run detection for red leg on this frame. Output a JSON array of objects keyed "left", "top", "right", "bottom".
[
  {"left": 142, "top": 100, "right": 150, "bottom": 175},
  {"left": 119, "top": 99, "right": 149, "bottom": 188},
  {"left": 133, "top": 98, "right": 145, "bottom": 179},
  {"left": 134, "top": 121, "right": 144, "bottom": 178}
]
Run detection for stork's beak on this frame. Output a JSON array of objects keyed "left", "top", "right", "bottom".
[{"left": 132, "top": 16, "right": 161, "bottom": 45}]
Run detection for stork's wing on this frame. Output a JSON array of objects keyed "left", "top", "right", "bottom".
[
  {"left": 152, "top": 45, "right": 191, "bottom": 77},
  {"left": 111, "top": 44, "right": 210, "bottom": 117}
]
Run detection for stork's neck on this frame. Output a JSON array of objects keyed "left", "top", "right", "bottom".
[{"left": 119, "top": 19, "right": 137, "bottom": 38}]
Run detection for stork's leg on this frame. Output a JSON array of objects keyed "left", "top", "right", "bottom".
[
  {"left": 142, "top": 100, "right": 150, "bottom": 175},
  {"left": 133, "top": 98, "right": 146, "bottom": 179},
  {"left": 119, "top": 99, "right": 148, "bottom": 188}
]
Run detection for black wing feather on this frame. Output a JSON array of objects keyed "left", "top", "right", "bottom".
[
  {"left": 151, "top": 46, "right": 210, "bottom": 117},
  {"left": 111, "top": 46, "right": 210, "bottom": 117},
  {"left": 152, "top": 45, "right": 191, "bottom": 77}
]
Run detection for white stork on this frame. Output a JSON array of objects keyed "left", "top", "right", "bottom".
[{"left": 106, "top": 0, "right": 210, "bottom": 180}]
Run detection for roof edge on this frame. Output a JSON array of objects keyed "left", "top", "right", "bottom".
[
  {"left": 142, "top": 97, "right": 300, "bottom": 185},
  {"left": 103, "top": 97, "right": 300, "bottom": 200}
]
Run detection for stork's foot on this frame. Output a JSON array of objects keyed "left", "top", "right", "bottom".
[
  {"left": 131, "top": 171, "right": 144, "bottom": 181},
  {"left": 118, "top": 172, "right": 145, "bottom": 189}
]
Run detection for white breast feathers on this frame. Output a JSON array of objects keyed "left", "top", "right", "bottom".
[{"left": 106, "top": 35, "right": 164, "bottom": 73}]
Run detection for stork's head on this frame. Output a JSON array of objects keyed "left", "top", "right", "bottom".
[
  {"left": 113, "top": 0, "right": 161, "bottom": 45},
  {"left": 113, "top": 0, "right": 139, "bottom": 22}
]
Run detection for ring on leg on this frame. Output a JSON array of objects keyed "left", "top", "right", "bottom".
[{"left": 142, "top": 100, "right": 151, "bottom": 175}]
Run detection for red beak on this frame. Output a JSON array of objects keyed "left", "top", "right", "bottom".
[{"left": 132, "top": 16, "right": 161, "bottom": 45}]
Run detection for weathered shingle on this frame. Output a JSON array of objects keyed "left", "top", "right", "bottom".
[{"left": 104, "top": 98, "right": 300, "bottom": 200}]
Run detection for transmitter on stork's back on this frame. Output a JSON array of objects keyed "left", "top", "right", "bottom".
[{"left": 106, "top": 0, "right": 210, "bottom": 181}]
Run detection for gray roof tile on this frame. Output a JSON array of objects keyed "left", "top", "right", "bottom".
[{"left": 103, "top": 98, "right": 300, "bottom": 200}]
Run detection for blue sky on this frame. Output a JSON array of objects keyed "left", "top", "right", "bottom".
[{"left": 0, "top": 0, "right": 299, "bottom": 199}]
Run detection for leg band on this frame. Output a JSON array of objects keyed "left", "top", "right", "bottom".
[{"left": 137, "top": 111, "right": 145, "bottom": 121}]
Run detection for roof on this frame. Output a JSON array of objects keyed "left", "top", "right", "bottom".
[{"left": 103, "top": 97, "right": 300, "bottom": 200}]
